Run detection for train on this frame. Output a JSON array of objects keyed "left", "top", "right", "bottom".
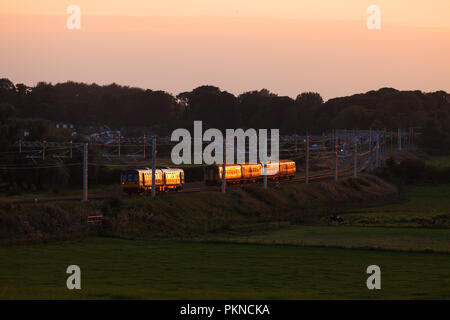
[
  {"left": 121, "top": 168, "right": 185, "bottom": 194},
  {"left": 121, "top": 160, "right": 296, "bottom": 193},
  {"left": 204, "top": 160, "right": 296, "bottom": 185}
]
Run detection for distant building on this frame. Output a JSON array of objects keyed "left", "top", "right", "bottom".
[{"left": 54, "top": 122, "right": 75, "bottom": 130}]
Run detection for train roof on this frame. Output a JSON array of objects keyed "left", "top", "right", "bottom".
[
  {"left": 161, "top": 168, "right": 184, "bottom": 173},
  {"left": 122, "top": 168, "right": 184, "bottom": 173},
  {"left": 279, "top": 159, "right": 296, "bottom": 163},
  {"left": 210, "top": 160, "right": 295, "bottom": 167}
]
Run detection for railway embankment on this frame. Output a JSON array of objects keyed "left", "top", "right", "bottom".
[{"left": 0, "top": 173, "right": 398, "bottom": 245}]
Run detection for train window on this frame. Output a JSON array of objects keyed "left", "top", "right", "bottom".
[
  {"left": 128, "top": 173, "right": 138, "bottom": 182},
  {"left": 122, "top": 175, "right": 127, "bottom": 182}
]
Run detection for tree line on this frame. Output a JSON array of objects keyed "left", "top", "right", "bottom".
[{"left": 1, "top": 78, "right": 450, "bottom": 154}]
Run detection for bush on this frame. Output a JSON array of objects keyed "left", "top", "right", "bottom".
[
  {"left": 101, "top": 196, "right": 123, "bottom": 217},
  {"left": 0, "top": 203, "right": 91, "bottom": 243},
  {"left": 378, "top": 157, "right": 450, "bottom": 184}
]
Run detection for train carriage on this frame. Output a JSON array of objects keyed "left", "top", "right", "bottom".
[
  {"left": 240, "top": 163, "right": 263, "bottom": 182},
  {"left": 122, "top": 160, "right": 295, "bottom": 192},
  {"left": 163, "top": 168, "right": 185, "bottom": 190},
  {"left": 204, "top": 164, "right": 242, "bottom": 185},
  {"left": 261, "top": 161, "right": 280, "bottom": 179},
  {"left": 121, "top": 168, "right": 184, "bottom": 194},
  {"left": 279, "top": 160, "right": 296, "bottom": 179}
]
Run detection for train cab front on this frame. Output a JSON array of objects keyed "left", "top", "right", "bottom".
[{"left": 121, "top": 170, "right": 141, "bottom": 194}]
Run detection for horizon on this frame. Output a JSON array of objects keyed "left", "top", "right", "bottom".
[{"left": 3, "top": 77, "right": 449, "bottom": 102}]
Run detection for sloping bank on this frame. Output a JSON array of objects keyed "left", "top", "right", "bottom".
[{"left": 0, "top": 174, "right": 398, "bottom": 245}]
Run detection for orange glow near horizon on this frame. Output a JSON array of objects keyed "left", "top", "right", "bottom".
[{"left": 1, "top": 1, "right": 449, "bottom": 99}]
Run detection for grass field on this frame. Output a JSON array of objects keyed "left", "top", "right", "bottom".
[
  {"left": 425, "top": 155, "right": 450, "bottom": 168},
  {"left": 0, "top": 237, "right": 449, "bottom": 300},
  {"left": 0, "top": 175, "right": 449, "bottom": 299},
  {"left": 340, "top": 184, "right": 450, "bottom": 227},
  {"left": 201, "top": 224, "right": 450, "bottom": 253},
  {"left": 200, "top": 184, "right": 450, "bottom": 251},
  {"left": 198, "top": 183, "right": 450, "bottom": 253}
]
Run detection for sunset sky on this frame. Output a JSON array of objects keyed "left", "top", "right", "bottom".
[{"left": 1, "top": 0, "right": 449, "bottom": 99}]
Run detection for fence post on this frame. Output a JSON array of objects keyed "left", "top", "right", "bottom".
[
  {"left": 305, "top": 135, "right": 309, "bottom": 184},
  {"left": 82, "top": 143, "right": 88, "bottom": 202},
  {"left": 353, "top": 137, "right": 358, "bottom": 177},
  {"left": 152, "top": 136, "right": 156, "bottom": 198},
  {"left": 334, "top": 136, "right": 338, "bottom": 181},
  {"left": 398, "top": 128, "right": 402, "bottom": 151},
  {"left": 19, "top": 139, "right": 22, "bottom": 153},
  {"left": 222, "top": 138, "right": 226, "bottom": 194}
]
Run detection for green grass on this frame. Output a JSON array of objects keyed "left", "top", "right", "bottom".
[
  {"left": 197, "top": 184, "right": 450, "bottom": 252},
  {"left": 425, "top": 156, "right": 450, "bottom": 168},
  {"left": 201, "top": 225, "right": 450, "bottom": 253},
  {"left": 1, "top": 178, "right": 449, "bottom": 299},
  {"left": 341, "top": 184, "right": 450, "bottom": 227},
  {"left": 0, "top": 237, "right": 449, "bottom": 299}
]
